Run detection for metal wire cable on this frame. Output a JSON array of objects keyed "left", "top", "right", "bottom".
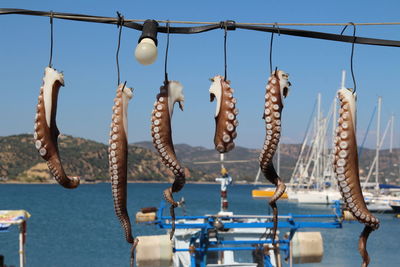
[
  {"left": 223, "top": 22, "right": 228, "bottom": 81},
  {"left": 269, "top": 23, "right": 280, "bottom": 74},
  {"left": 116, "top": 12, "right": 124, "bottom": 86},
  {"left": 164, "top": 21, "right": 170, "bottom": 83},
  {"left": 341, "top": 23, "right": 357, "bottom": 93},
  {"left": 269, "top": 27, "right": 274, "bottom": 75},
  {"left": 48, "top": 11, "right": 53, "bottom": 67}
]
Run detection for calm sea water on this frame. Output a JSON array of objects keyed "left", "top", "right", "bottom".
[{"left": 0, "top": 183, "right": 398, "bottom": 267}]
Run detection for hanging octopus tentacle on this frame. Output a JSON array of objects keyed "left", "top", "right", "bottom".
[
  {"left": 209, "top": 75, "right": 238, "bottom": 153},
  {"left": 108, "top": 83, "right": 138, "bottom": 267},
  {"left": 258, "top": 70, "right": 291, "bottom": 244},
  {"left": 151, "top": 80, "right": 185, "bottom": 239},
  {"left": 33, "top": 67, "right": 80, "bottom": 189},
  {"left": 334, "top": 88, "right": 379, "bottom": 267}
]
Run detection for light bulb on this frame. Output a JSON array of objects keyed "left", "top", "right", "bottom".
[{"left": 135, "top": 38, "right": 158, "bottom": 65}]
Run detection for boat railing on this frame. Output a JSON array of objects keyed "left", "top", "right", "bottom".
[{"left": 149, "top": 200, "right": 343, "bottom": 229}]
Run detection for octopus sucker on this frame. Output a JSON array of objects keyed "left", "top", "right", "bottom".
[
  {"left": 334, "top": 88, "right": 379, "bottom": 267},
  {"left": 258, "top": 70, "right": 291, "bottom": 244},
  {"left": 33, "top": 67, "right": 80, "bottom": 189},
  {"left": 108, "top": 83, "right": 138, "bottom": 266},
  {"left": 151, "top": 80, "right": 185, "bottom": 239},
  {"left": 209, "top": 75, "right": 238, "bottom": 153}
]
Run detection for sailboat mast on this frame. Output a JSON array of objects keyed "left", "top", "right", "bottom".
[
  {"left": 277, "top": 143, "right": 281, "bottom": 175},
  {"left": 390, "top": 114, "right": 394, "bottom": 153},
  {"left": 341, "top": 70, "right": 346, "bottom": 89},
  {"left": 376, "top": 96, "right": 382, "bottom": 188},
  {"left": 317, "top": 93, "right": 321, "bottom": 185}
]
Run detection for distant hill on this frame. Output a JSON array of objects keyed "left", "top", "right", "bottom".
[
  {"left": 134, "top": 141, "right": 301, "bottom": 182},
  {"left": 0, "top": 134, "right": 174, "bottom": 183},
  {"left": 1, "top": 134, "right": 399, "bottom": 184}
]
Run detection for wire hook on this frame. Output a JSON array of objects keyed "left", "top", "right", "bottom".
[
  {"left": 116, "top": 12, "right": 124, "bottom": 86},
  {"left": 49, "top": 11, "right": 54, "bottom": 67},
  {"left": 269, "top": 23, "right": 280, "bottom": 75},
  {"left": 164, "top": 21, "right": 170, "bottom": 83},
  {"left": 223, "top": 21, "right": 228, "bottom": 81},
  {"left": 341, "top": 22, "right": 357, "bottom": 94}
]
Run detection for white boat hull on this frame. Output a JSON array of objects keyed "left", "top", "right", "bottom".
[
  {"left": 289, "top": 190, "right": 341, "bottom": 204},
  {"left": 365, "top": 195, "right": 397, "bottom": 212}
]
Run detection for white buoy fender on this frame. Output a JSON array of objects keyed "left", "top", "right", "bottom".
[
  {"left": 136, "top": 211, "right": 157, "bottom": 223},
  {"left": 291, "top": 232, "right": 323, "bottom": 264},
  {"left": 136, "top": 235, "right": 173, "bottom": 267}
]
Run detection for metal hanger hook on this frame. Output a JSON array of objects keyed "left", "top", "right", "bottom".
[
  {"left": 341, "top": 22, "right": 357, "bottom": 94},
  {"left": 223, "top": 21, "right": 228, "bottom": 81},
  {"left": 269, "top": 23, "right": 280, "bottom": 75},
  {"left": 164, "top": 21, "right": 170, "bottom": 83},
  {"left": 48, "top": 11, "right": 54, "bottom": 68},
  {"left": 116, "top": 12, "right": 124, "bottom": 86}
]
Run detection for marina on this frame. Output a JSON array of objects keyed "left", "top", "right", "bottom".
[
  {"left": 1, "top": 183, "right": 400, "bottom": 266},
  {"left": 1, "top": 2, "right": 400, "bottom": 266}
]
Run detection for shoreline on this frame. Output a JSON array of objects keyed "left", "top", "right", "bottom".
[{"left": 1, "top": 180, "right": 257, "bottom": 185}]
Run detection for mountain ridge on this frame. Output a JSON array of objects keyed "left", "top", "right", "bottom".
[{"left": 0, "top": 134, "right": 399, "bottom": 185}]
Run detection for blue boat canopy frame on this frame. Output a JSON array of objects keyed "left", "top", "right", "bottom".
[{"left": 138, "top": 201, "right": 345, "bottom": 267}]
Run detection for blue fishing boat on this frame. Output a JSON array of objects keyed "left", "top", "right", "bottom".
[{"left": 135, "top": 174, "right": 348, "bottom": 267}]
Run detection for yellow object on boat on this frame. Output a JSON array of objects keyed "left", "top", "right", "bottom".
[{"left": 252, "top": 188, "right": 288, "bottom": 199}]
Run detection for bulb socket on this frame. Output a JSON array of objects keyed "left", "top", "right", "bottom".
[{"left": 138, "top": 19, "right": 159, "bottom": 46}]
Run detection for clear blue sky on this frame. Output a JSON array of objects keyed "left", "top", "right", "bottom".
[{"left": 1, "top": 0, "right": 399, "bottom": 149}]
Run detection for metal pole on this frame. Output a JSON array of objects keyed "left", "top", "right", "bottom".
[
  {"left": 362, "top": 117, "right": 392, "bottom": 189},
  {"left": 220, "top": 153, "right": 225, "bottom": 169},
  {"left": 19, "top": 222, "right": 25, "bottom": 267},
  {"left": 376, "top": 97, "right": 381, "bottom": 189}
]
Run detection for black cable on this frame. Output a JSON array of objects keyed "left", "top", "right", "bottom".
[
  {"left": 49, "top": 11, "right": 53, "bottom": 67},
  {"left": 164, "top": 21, "right": 170, "bottom": 83},
  {"left": 116, "top": 12, "right": 123, "bottom": 86},
  {"left": 1, "top": 8, "right": 400, "bottom": 47},
  {"left": 238, "top": 24, "right": 400, "bottom": 47}
]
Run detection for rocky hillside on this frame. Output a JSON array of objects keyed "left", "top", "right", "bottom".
[
  {"left": 0, "top": 134, "right": 399, "bottom": 184},
  {"left": 0, "top": 134, "right": 177, "bottom": 183}
]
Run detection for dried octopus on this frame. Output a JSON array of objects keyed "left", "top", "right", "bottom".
[
  {"left": 108, "top": 83, "right": 138, "bottom": 267},
  {"left": 151, "top": 80, "right": 185, "bottom": 239},
  {"left": 209, "top": 75, "right": 238, "bottom": 153},
  {"left": 258, "top": 70, "right": 290, "bottom": 243},
  {"left": 334, "top": 88, "right": 379, "bottom": 267},
  {"left": 33, "top": 67, "right": 80, "bottom": 189}
]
